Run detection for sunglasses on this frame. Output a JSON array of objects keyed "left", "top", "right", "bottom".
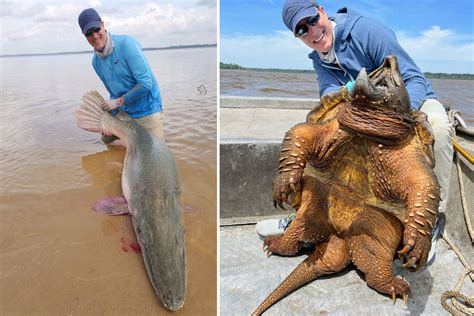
[
  {"left": 294, "top": 14, "right": 320, "bottom": 38},
  {"left": 85, "top": 27, "right": 101, "bottom": 37}
]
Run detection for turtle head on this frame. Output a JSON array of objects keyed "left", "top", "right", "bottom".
[{"left": 349, "top": 55, "right": 411, "bottom": 115}]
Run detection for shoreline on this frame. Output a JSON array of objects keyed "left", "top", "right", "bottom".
[
  {"left": 0, "top": 44, "right": 217, "bottom": 58},
  {"left": 220, "top": 67, "right": 474, "bottom": 80}
]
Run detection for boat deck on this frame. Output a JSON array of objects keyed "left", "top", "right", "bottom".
[{"left": 219, "top": 97, "right": 474, "bottom": 315}]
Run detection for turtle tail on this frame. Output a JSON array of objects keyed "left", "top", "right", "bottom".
[{"left": 74, "top": 90, "right": 107, "bottom": 133}]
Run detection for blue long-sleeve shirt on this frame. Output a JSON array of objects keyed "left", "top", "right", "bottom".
[
  {"left": 92, "top": 33, "right": 162, "bottom": 118},
  {"left": 309, "top": 8, "right": 436, "bottom": 109}
]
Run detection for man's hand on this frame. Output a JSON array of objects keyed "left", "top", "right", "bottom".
[
  {"left": 100, "top": 127, "right": 113, "bottom": 136},
  {"left": 102, "top": 99, "right": 121, "bottom": 111}
]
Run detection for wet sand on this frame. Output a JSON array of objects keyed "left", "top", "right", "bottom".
[
  {"left": 1, "top": 181, "right": 215, "bottom": 315},
  {"left": 1, "top": 142, "right": 216, "bottom": 316}
]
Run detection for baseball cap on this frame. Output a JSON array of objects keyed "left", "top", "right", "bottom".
[
  {"left": 282, "top": 0, "right": 319, "bottom": 34},
  {"left": 78, "top": 8, "right": 102, "bottom": 35}
]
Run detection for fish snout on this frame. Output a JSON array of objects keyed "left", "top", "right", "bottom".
[{"left": 163, "top": 294, "right": 185, "bottom": 311}]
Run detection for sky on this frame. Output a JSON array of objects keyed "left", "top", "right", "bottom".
[
  {"left": 0, "top": 0, "right": 217, "bottom": 55},
  {"left": 221, "top": 0, "right": 474, "bottom": 74}
]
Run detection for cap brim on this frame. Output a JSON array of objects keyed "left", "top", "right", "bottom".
[
  {"left": 82, "top": 21, "right": 102, "bottom": 35},
  {"left": 291, "top": 7, "right": 318, "bottom": 33}
]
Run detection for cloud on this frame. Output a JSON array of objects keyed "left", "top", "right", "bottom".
[
  {"left": 0, "top": 0, "right": 46, "bottom": 18},
  {"left": 221, "top": 31, "right": 313, "bottom": 69},
  {"left": 221, "top": 26, "right": 474, "bottom": 73},
  {"left": 0, "top": 0, "right": 216, "bottom": 55},
  {"left": 89, "top": 0, "right": 101, "bottom": 7},
  {"left": 102, "top": 2, "right": 217, "bottom": 47},
  {"left": 396, "top": 26, "right": 474, "bottom": 62}
]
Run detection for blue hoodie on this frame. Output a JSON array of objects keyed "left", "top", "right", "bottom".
[
  {"left": 309, "top": 8, "right": 436, "bottom": 109},
  {"left": 92, "top": 34, "right": 162, "bottom": 118}
]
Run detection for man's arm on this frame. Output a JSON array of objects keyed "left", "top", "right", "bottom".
[{"left": 120, "top": 36, "right": 153, "bottom": 104}]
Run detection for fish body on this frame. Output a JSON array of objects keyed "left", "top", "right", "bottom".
[{"left": 75, "top": 91, "right": 186, "bottom": 311}]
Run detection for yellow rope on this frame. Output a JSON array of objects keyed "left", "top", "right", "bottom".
[
  {"left": 453, "top": 141, "right": 474, "bottom": 165},
  {"left": 455, "top": 151, "right": 474, "bottom": 243}
]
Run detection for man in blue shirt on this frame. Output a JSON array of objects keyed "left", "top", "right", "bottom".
[
  {"left": 78, "top": 8, "right": 165, "bottom": 140},
  {"left": 257, "top": 0, "right": 454, "bottom": 266}
]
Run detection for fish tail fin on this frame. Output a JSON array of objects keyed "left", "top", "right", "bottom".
[{"left": 74, "top": 90, "right": 106, "bottom": 133}]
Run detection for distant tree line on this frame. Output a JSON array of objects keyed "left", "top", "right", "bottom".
[
  {"left": 220, "top": 62, "right": 245, "bottom": 70},
  {"left": 423, "top": 72, "right": 473, "bottom": 80},
  {"left": 145, "top": 44, "right": 217, "bottom": 51},
  {"left": 220, "top": 62, "right": 474, "bottom": 80},
  {"left": 1, "top": 44, "right": 217, "bottom": 58}
]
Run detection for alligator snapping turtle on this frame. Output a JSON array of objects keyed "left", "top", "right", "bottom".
[{"left": 252, "top": 56, "right": 440, "bottom": 315}]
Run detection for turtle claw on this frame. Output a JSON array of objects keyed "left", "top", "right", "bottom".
[
  {"left": 391, "top": 288, "right": 407, "bottom": 305},
  {"left": 398, "top": 244, "right": 412, "bottom": 256},
  {"left": 402, "top": 257, "right": 417, "bottom": 269},
  {"left": 388, "top": 276, "right": 411, "bottom": 305},
  {"left": 277, "top": 200, "right": 285, "bottom": 210},
  {"left": 290, "top": 182, "right": 296, "bottom": 192},
  {"left": 263, "top": 245, "right": 272, "bottom": 257}
]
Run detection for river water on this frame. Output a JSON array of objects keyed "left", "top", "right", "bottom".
[
  {"left": 221, "top": 69, "right": 474, "bottom": 124},
  {"left": 0, "top": 47, "right": 216, "bottom": 315}
]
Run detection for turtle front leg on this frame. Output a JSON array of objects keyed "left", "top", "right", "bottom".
[
  {"left": 273, "top": 123, "right": 311, "bottom": 208},
  {"left": 368, "top": 144, "right": 440, "bottom": 271},
  {"left": 398, "top": 174, "right": 440, "bottom": 271},
  {"left": 273, "top": 120, "right": 350, "bottom": 208}
]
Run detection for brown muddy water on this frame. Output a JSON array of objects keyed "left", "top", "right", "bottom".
[
  {"left": 221, "top": 69, "right": 474, "bottom": 124},
  {"left": 0, "top": 47, "right": 216, "bottom": 315}
]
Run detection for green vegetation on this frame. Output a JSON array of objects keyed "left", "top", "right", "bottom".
[
  {"left": 219, "top": 62, "right": 245, "bottom": 70},
  {"left": 220, "top": 62, "right": 474, "bottom": 80},
  {"left": 145, "top": 44, "right": 216, "bottom": 51},
  {"left": 423, "top": 72, "right": 474, "bottom": 80},
  {"left": 220, "top": 63, "right": 313, "bottom": 74}
]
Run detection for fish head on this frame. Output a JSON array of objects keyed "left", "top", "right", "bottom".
[
  {"left": 349, "top": 55, "right": 411, "bottom": 115},
  {"left": 133, "top": 196, "right": 186, "bottom": 311}
]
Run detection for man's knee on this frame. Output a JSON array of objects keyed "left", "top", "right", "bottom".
[{"left": 420, "top": 100, "right": 454, "bottom": 144}]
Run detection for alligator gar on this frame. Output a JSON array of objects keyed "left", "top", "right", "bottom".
[{"left": 75, "top": 91, "right": 186, "bottom": 311}]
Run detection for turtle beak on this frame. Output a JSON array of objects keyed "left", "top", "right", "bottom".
[{"left": 351, "top": 67, "right": 383, "bottom": 102}]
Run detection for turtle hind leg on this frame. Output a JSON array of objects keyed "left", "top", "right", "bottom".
[
  {"left": 253, "top": 234, "right": 350, "bottom": 316},
  {"left": 348, "top": 206, "right": 411, "bottom": 303}
]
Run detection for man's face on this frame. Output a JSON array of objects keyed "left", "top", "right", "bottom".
[
  {"left": 86, "top": 22, "right": 107, "bottom": 52},
  {"left": 296, "top": 7, "right": 333, "bottom": 53}
]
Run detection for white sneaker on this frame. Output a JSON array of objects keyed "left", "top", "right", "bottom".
[
  {"left": 256, "top": 214, "right": 295, "bottom": 240},
  {"left": 426, "top": 214, "right": 444, "bottom": 266}
]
